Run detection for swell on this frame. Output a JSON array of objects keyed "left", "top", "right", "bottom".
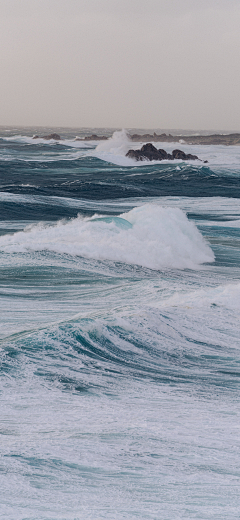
[
  {"left": 2, "top": 308, "right": 240, "bottom": 393},
  {"left": 1, "top": 157, "right": 240, "bottom": 202}
]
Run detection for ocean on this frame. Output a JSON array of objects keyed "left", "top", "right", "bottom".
[{"left": 0, "top": 127, "right": 239, "bottom": 519}]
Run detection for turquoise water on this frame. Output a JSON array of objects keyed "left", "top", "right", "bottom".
[{"left": 0, "top": 128, "right": 240, "bottom": 519}]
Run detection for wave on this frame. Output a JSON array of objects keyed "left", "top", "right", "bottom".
[
  {"left": 93, "top": 129, "right": 205, "bottom": 167},
  {"left": 161, "top": 281, "right": 240, "bottom": 311},
  {"left": 95, "top": 129, "right": 131, "bottom": 155},
  {"left": 1, "top": 135, "right": 94, "bottom": 149},
  {"left": 92, "top": 129, "right": 240, "bottom": 169},
  {"left": 93, "top": 129, "right": 204, "bottom": 167},
  {"left": 93, "top": 129, "right": 137, "bottom": 166},
  {"left": 3, "top": 293, "right": 239, "bottom": 389},
  {"left": 201, "top": 219, "right": 240, "bottom": 228},
  {"left": 2, "top": 131, "right": 240, "bottom": 171},
  {"left": 2, "top": 192, "right": 240, "bottom": 217},
  {"left": 0, "top": 204, "right": 214, "bottom": 269}
]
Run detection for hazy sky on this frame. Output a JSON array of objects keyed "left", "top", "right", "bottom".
[{"left": 1, "top": 0, "right": 240, "bottom": 130}]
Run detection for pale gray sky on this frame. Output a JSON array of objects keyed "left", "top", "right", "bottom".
[{"left": 0, "top": 0, "right": 240, "bottom": 130}]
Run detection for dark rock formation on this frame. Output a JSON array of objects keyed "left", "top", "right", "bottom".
[
  {"left": 75, "top": 134, "right": 108, "bottom": 141},
  {"left": 68, "top": 132, "right": 240, "bottom": 146},
  {"left": 84, "top": 134, "right": 107, "bottom": 141},
  {"left": 126, "top": 143, "right": 203, "bottom": 162},
  {"left": 69, "top": 132, "right": 240, "bottom": 146},
  {"left": 129, "top": 133, "right": 240, "bottom": 146},
  {"left": 126, "top": 143, "right": 172, "bottom": 161},
  {"left": 172, "top": 149, "right": 199, "bottom": 160},
  {"left": 33, "top": 133, "right": 61, "bottom": 140}
]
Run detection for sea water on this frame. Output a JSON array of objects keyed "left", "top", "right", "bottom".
[{"left": 0, "top": 127, "right": 239, "bottom": 519}]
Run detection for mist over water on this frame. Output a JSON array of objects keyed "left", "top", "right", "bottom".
[{"left": 0, "top": 127, "right": 240, "bottom": 519}]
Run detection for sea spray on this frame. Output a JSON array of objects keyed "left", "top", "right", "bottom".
[{"left": 95, "top": 129, "right": 132, "bottom": 155}]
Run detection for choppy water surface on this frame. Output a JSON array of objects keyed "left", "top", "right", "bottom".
[{"left": 0, "top": 127, "right": 240, "bottom": 520}]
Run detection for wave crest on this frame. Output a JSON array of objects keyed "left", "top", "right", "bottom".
[{"left": 0, "top": 204, "right": 214, "bottom": 269}]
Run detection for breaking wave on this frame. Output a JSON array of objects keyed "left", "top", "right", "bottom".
[
  {"left": 0, "top": 204, "right": 214, "bottom": 269},
  {"left": 1, "top": 134, "right": 94, "bottom": 149}
]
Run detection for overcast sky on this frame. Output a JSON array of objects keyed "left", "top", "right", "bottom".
[{"left": 1, "top": 0, "right": 240, "bottom": 130}]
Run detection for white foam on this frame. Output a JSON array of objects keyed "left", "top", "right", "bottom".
[
  {"left": 95, "top": 129, "right": 131, "bottom": 155},
  {"left": 91, "top": 129, "right": 240, "bottom": 168},
  {"left": 0, "top": 204, "right": 214, "bottom": 269},
  {"left": 61, "top": 139, "right": 95, "bottom": 149},
  {"left": 161, "top": 282, "right": 240, "bottom": 311},
  {"left": 3, "top": 132, "right": 240, "bottom": 169},
  {"left": 2, "top": 135, "right": 92, "bottom": 149},
  {"left": 92, "top": 129, "right": 206, "bottom": 166},
  {"left": 92, "top": 129, "right": 137, "bottom": 166}
]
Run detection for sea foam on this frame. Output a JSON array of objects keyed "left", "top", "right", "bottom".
[
  {"left": 0, "top": 204, "right": 214, "bottom": 269},
  {"left": 93, "top": 129, "right": 240, "bottom": 169},
  {"left": 2, "top": 135, "right": 94, "bottom": 149},
  {"left": 93, "top": 129, "right": 204, "bottom": 166},
  {"left": 93, "top": 129, "right": 136, "bottom": 166}
]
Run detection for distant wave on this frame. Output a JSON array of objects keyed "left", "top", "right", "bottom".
[
  {"left": 92, "top": 129, "right": 240, "bottom": 169},
  {"left": 2, "top": 131, "right": 240, "bottom": 170},
  {"left": 92, "top": 129, "right": 202, "bottom": 166},
  {"left": 1, "top": 134, "right": 95, "bottom": 149}
]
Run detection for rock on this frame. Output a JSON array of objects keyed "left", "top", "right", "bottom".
[
  {"left": 128, "top": 132, "right": 240, "bottom": 146},
  {"left": 126, "top": 143, "right": 201, "bottom": 162},
  {"left": 42, "top": 133, "right": 61, "bottom": 140},
  {"left": 72, "top": 131, "right": 240, "bottom": 146},
  {"left": 75, "top": 134, "right": 108, "bottom": 141},
  {"left": 33, "top": 133, "right": 61, "bottom": 140},
  {"left": 126, "top": 143, "right": 172, "bottom": 161},
  {"left": 172, "top": 149, "right": 199, "bottom": 160},
  {"left": 158, "top": 148, "right": 173, "bottom": 160},
  {"left": 84, "top": 134, "right": 107, "bottom": 141}
]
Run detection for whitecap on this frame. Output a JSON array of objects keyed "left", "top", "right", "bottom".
[{"left": 0, "top": 204, "right": 214, "bottom": 270}]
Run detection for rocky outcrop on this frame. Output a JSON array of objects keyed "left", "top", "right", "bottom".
[
  {"left": 130, "top": 132, "right": 173, "bottom": 142},
  {"left": 75, "top": 132, "right": 240, "bottom": 146},
  {"left": 126, "top": 143, "right": 172, "bottom": 161},
  {"left": 126, "top": 143, "right": 204, "bottom": 162},
  {"left": 75, "top": 134, "right": 108, "bottom": 141},
  {"left": 129, "top": 133, "right": 240, "bottom": 146},
  {"left": 172, "top": 149, "right": 199, "bottom": 160},
  {"left": 33, "top": 133, "right": 61, "bottom": 140}
]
